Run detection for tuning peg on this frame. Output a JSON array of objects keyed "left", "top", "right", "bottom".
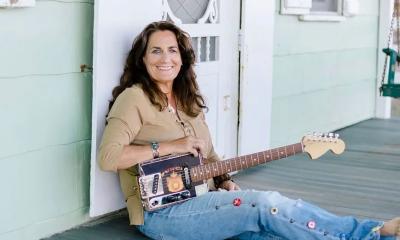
[
  {"left": 319, "top": 133, "right": 324, "bottom": 141},
  {"left": 312, "top": 132, "right": 317, "bottom": 140}
]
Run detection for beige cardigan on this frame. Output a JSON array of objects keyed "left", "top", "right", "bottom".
[{"left": 98, "top": 85, "right": 227, "bottom": 225}]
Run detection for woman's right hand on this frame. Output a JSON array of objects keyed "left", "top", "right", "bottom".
[{"left": 165, "top": 136, "right": 206, "bottom": 157}]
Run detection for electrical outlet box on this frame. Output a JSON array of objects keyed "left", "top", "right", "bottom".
[{"left": 0, "top": 0, "right": 35, "bottom": 8}]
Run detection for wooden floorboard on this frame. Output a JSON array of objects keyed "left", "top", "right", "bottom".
[{"left": 44, "top": 118, "right": 400, "bottom": 239}]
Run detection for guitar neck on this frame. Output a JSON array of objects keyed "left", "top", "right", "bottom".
[{"left": 190, "top": 143, "right": 303, "bottom": 182}]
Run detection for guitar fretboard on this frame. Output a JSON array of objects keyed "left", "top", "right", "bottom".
[{"left": 190, "top": 143, "right": 303, "bottom": 182}]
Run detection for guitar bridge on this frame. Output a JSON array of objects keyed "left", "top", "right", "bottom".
[
  {"left": 138, "top": 154, "right": 208, "bottom": 211},
  {"left": 138, "top": 173, "right": 164, "bottom": 199}
]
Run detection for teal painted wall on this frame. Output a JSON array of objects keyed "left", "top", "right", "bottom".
[
  {"left": 0, "top": 1, "right": 93, "bottom": 239},
  {"left": 0, "top": 0, "right": 381, "bottom": 238},
  {"left": 271, "top": 1, "right": 379, "bottom": 147}
]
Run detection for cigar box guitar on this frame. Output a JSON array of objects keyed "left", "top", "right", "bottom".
[{"left": 138, "top": 133, "right": 345, "bottom": 211}]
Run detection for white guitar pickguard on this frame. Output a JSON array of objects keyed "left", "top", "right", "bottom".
[{"left": 195, "top": 183, "right": 209, "bottom": 196}]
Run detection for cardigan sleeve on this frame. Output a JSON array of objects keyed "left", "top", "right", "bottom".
[{"left": 98, "top": 89, "right": 143, "bottom": 172}]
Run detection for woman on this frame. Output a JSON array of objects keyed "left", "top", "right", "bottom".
[{"left": 98, "top": 21, "right": 400, "bottom": 240}]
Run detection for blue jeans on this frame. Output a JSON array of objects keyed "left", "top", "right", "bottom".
[{"left": 136, "top": 190, "right": 394, "bottom": 240}]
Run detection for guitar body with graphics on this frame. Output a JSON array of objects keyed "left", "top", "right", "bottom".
[
  {"left": 138, "top": 133, "right": 345, "bottom": 211},
  {"left": 138, "top": 154, "right": 207, "bottom": 211}
]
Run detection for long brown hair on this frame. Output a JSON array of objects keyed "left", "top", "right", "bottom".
[{"left": 108, "top": 21, "right": 207, "bottom": 117}]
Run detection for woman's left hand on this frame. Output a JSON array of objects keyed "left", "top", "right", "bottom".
[{"left": 220, "top": 180, "right": 241, "bottom": 191}]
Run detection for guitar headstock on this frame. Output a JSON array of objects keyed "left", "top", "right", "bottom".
[{"left": 302, "top": 133, "right": 345, "bottom": 160}]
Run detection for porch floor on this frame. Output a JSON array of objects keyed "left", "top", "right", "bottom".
[{"left": 44, "top": 118, "right": 400, "bottom": 240}]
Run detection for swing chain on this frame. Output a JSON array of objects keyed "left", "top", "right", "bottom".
[
  {"left": 381, "top": 0, "right": 400, "bottom": 89},
  {"left": 397, "top": 0, "right": 400, "bottom": 55}
]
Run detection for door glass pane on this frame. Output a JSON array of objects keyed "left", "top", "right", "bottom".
[
  {"left": 311, "top": 0, "right": 338, "bottom": 12},
  {"left": 191, "top": 36, "right": 219, "bottom": 62},
  {"left": 168, "top": 0, "right": 209, "bottom": 23}
]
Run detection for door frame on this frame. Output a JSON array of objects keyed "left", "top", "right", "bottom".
[
  {"left": 238, "top": 0, "right": 275, "bottom": 154},
  {"left": 90, "top": 0, "right": 245, "bottom": 218},
  {"left": 90, "top": 0, "right": 276, "bottom": 218}
]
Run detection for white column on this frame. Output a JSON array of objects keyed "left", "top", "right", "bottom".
[
  {"left": 376, "top": 0, "right": 393, "bottom": 119},
  {"left": 238, "top": 0, "right": 275, "bottom": 155}
]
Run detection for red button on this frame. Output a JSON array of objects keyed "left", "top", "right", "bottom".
[
  {"left": 233, "top": 198, "right": 242, "bottom": 206},
  {"left": 307, "top": 220, "right": 316, "bottom": 229}
]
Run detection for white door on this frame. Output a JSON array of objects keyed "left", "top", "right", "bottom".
[
  {"left": 90, "top": 0, "right": 240, "bottom": 217},
  {"left": 163, "top": 0, "right": 240, "bottom": 159}
]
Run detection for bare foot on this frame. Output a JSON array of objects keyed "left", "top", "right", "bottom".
[{"left": 380, "top": 217, "right": 400, "bottom": 236}]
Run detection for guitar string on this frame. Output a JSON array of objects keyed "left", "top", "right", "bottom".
[{"left": 153, "top": 147, "right": 297, "bottom": 184}]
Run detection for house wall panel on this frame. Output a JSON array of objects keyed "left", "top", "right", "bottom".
[
  {"left": 0, "top": 1, "right": 93, "bottom": 239},
  {"left": 274, "top": 15, "right": 378, "bottom": 56},
  {"left": 271, "top": 79, "right": 375, "bottom": 146},
  {"left": 0, "top": 142, "right": 90, "bottom": 235},
  {"left": 358, "top": 0, "right": 379, "bottom": 16},
  {"left": 271, "top": 0, "right": 379, "bottom": 147},
  {"left": 0, "top": 73, "right": 91, "bottom": 159},
  {"left": 273, "top": 48, "right": 377, "bottom": 98},
  {"left": 0, "top": 1, "right": 93, "bottom": 77}
]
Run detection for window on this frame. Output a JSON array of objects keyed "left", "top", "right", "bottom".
[
  {"left": 280, "top": 0, "right": 359, "bottom": 22},
  {"left": 311, "top": 0, "right": 339, "bottom": 13},
  {"left": 301, "top": 0, "right": 344, "bottom": 21}
]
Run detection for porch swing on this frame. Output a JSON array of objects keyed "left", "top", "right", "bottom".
[{"left": 380, "top": 0, "right": 400, "bottom": 98}]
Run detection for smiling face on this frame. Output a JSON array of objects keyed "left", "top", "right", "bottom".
[{"left": 143, "top": 30, "right": 182, "bottom": 90}]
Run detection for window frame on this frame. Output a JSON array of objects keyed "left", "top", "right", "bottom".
[
  {"left": 301, "top": 0, "right": 345, "bottom": 22},
  {"left": 280, "top": 0, "right": 356, "bottom": 22}
]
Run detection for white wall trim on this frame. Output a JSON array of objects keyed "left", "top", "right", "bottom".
[
  {"left": 376, "top": 0, "right": 393, "bottom": 119},
  {"left": 90, "top": 0, "right": 164, "bottom": 218},
  {"left": 238, "top": 0, "right": 275, "bottom": 155},
  {"left": 299, "top": 14, "right": 345, "bottom": 22}
]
